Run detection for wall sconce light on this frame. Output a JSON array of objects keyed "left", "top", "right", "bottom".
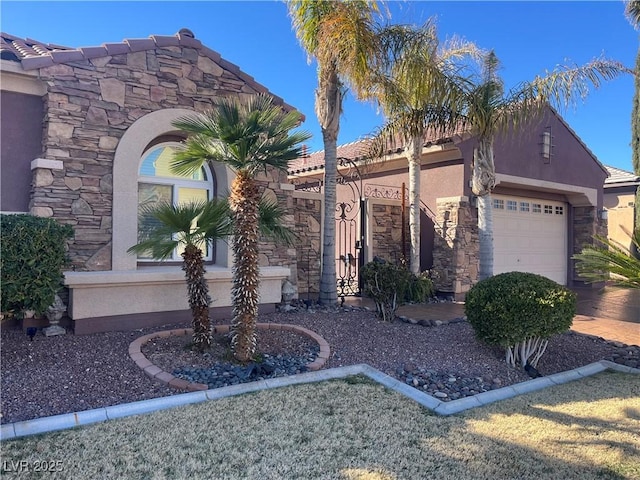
[
  {"left": 541, "top": 127, "right": 553, "bottom": 163},
  {"left": 599, "top": 209, "right": 608, "bottom": 221}
]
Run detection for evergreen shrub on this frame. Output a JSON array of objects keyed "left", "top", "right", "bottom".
[{"left": 1, "top": 214, "right": 73, "bottom": 317}]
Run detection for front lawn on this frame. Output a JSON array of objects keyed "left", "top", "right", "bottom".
[{"left": 2, "top": 371, "right": 638, "bottom": 479}]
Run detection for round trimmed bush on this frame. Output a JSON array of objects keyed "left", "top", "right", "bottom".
[{"left": 465, "top": 272, "right": 576, "bottom": 348}]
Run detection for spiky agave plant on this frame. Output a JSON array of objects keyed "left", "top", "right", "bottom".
[
  {"left": 171, "top": 94, "right": 310, "bottom": 363},
  {"left": 129, "top": 199, "right": 232, "bottom": 350},
  {"left": 573, "top": 228, "right": 640, "bottom": 289}
]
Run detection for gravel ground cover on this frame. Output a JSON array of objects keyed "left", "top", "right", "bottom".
[{"left": 2, "top": 306, "right": 638, "bottom": 425}]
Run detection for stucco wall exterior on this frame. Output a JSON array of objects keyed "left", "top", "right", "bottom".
[
  {"left": 0, "top": 91, "right": 43, "bottom": 212},
  {"left": 604, "top": 188, "right": 637, "bottom": 252}
]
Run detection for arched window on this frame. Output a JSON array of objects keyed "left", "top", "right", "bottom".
[{"left": 137, "top": 142, "right": 214, "bottom": 261}]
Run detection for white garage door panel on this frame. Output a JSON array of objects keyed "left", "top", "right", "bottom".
[{"left": 493, "top": 195, "right": 567, "bottom": 285}]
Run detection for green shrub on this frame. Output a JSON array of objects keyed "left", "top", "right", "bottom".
[
  {"left": 361, "top": 260, "right": 434, "bottom": 321},
  {"left": 465, "top": 272, "right": 576, "bottom": 368},
  {"left": 406, "top": 271, "right": 435, "bottom": 303},
  {"left": 1, "top": 214, "right": 73, "bottom": 317}
]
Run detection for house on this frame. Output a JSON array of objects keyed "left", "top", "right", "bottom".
[
  {"left": 0, "top": 30, "right": 303, "bottom": 333},
  {"left": 604, "top": 165, "right": 639, "bottom": 252},
  {"left": 289, "top": 107, "right": 608, "bottom": 300}
]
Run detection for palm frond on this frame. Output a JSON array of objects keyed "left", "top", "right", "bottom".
[
  {"left": 171, "top": 94, "right": 311, "bottom": 176},
  {"left": 128, "top": 199, "right": 232, "bottom": 260},
  {"left": 366, "top": 20, "right": 477, "bottom": 159},
  {"left": 626, "top": 0, "right": 640, "bottom": 29},
  {"left": 258, "top": 198, "right": 297, "bottom": 246},
  {"left": 573, "top": 230, "right": 640, "bottom": 289}
]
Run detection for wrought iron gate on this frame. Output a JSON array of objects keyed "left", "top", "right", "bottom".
[{"left": 335, "top": 158, "right": 365, "bottom": 301}]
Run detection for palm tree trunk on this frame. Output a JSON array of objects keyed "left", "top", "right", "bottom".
[
  {"left": 317, "top": 64, "right": 341, "bottom": 305},
  {"left": 182, "top": 243, "right": 211, "bottom": 351},
  {"left": 406, "top": 137, "right": 422, "bottom": 274},
  {"left": 230, "top": 170, "right": 261, "bottom": 363},
  {"left": 632, "top": 49, "right": 640, "bottom": 232},
  {"left": 472, "top": 139, "right": 497, "bottom": 281}
]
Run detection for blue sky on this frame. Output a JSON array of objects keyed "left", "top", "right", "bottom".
[{"left": 2, "top": 1, "right": 637, "bottom": 171}]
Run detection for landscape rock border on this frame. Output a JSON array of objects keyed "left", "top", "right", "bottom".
[{"left": 128, "top": 323, "right": 331, "bottom": 392}]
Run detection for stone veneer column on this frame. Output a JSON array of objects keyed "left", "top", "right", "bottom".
[
  {"left": 29, "top": 158, "right": 64, "bottom": 218},
  {"left": 431, "top": 196, "right": 478, "bottom": 299},
  {"left": 369, "top": 200, "right": 408, "bottom": 264},
  {"left": 571, "top": 206, "right": 607, "bottom": 284},
  {"left": 256, "top": 167, "right": 298, "bottom": 290},
  {"left": 293, "top": 191, "right": 323, "bottom": 298}
]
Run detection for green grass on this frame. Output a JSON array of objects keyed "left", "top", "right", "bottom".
[{"left": 2, "top": 372, "right": 639, "bottom": 479}]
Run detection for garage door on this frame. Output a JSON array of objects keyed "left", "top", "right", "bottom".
[{"left": 492, "top": 195, "right": 567, "bottom": 285}]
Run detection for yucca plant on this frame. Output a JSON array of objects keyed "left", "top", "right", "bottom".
[
  {"left": 128, "top": 199, "right": 232, "bottom": 351},
  {"left": 171, "top": 94, "right": 310, "bottom": 363},
  {"left": 573, "top": 228, "right": 640, "bottom": 289}
]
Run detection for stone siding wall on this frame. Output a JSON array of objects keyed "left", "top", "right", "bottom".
[
  {"left": 257, "top": 172, "right": 297, "bottom": 283},
  {"left": 30, "top": 45, "right": 280, "bottom": 271},
  {"left": 369, "top": 200, "right": 409, "bottom": 265},
  {"left": 431, "top": 197, "right": 478, "bottom": 297},
  {"left": 292, "top": 192, "right": 322, "bottom": 297},
  {"left": 572, "top": 206, "right": 607, "bottom": 284}
]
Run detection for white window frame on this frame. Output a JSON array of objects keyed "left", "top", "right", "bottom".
[{"left": 137, "top": 142, "right": 214, "bottom": 262}]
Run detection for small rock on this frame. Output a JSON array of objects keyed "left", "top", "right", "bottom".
[
  {"left": 434, "top": 320, "right": 443, "bottom": 326},
  {"left": 434, "top": 391, "right": 448, "bottom": 399},
  {"left": 403, "top": 363, "right": 416, "bottom": 373}
]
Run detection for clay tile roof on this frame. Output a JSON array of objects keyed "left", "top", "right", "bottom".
[
  {"left": 604, "top": 165, "right": 640, "bottom": 186},
  {"left": 0, "top": 32, "right": 73, "bottom": 61},
  {"left": 288, "top": 125, "right": 466, "bottom": 174},
  {"left": 1, "top": 29, "right": 300, "bottom": 114}
]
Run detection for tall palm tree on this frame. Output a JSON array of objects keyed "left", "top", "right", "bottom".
[
  {"left": 625, "top": 0, "right": 640, "bottom": 230},
  {"left": 171, "top": 94, "right": 310, "bottom": 363},
  {"left": 369, "top": 21, "right": 479, "bottom": 273},
  {"left": 462, "top": 51, "right": 629, "bottom": 280},
  {"left": 288, "top": 0, "right": 387, "bottom": 304},
  {"left": 129, "top": 199, "right": 231, "bottom": 351}
]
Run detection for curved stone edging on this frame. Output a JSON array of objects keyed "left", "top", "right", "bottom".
[{"left": 128, "top": 323, "right": 331, "bottom": 392}]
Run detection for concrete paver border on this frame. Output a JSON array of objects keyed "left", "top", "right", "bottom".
[
  {"left": 2, "top": 360, "right": 637, "bottom": 440},
  {"left": 128, "top": 323, "right": 331, "bottom": 392}
]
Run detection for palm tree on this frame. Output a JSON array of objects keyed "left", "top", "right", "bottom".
[
  {"left": 171, "top": 94, "right": 310, "bottom": 363},
  {"left": 573, "top": 227, "right": 640, "bottom": 288},
  {"left": 368, "top": 21, "right": 479, "bottom": 273},
  {"left": 129, "top": 199, "right": 231, "bottom": 351},
  {"left": 462, "top": 51, "right": 629, "bottom": 280},
  {"left": 627, "top": 0, "right": 640, "bottom": 27},
  {"left": 625, "top": 0, "right": 640, "bottom": 230},
  {"left": 287, "top": 0, "right": 387, "bottom": 304}
]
